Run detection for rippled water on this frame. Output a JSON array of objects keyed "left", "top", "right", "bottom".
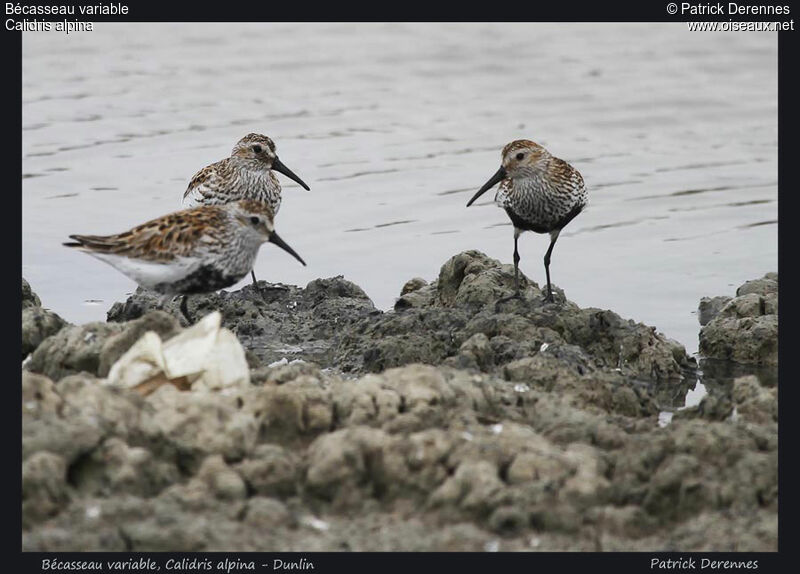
[{"left": 22, "top": 23, "right": 777, "bottom": 359}]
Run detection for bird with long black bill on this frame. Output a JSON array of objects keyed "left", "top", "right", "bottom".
[
  {"left": 183, "top": 133, "right": 311, "bottom": 291},
  {"left": 466, "top": 139, "right": 588, "bottom": 303},
  {"left": 64, "top": 200, "right": 306, "bottom": 323}
]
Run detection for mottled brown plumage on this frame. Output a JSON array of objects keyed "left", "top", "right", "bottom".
[
  {"left": 64, "top": 200, "right": 304, "bottom": 300},
  {"left": 182, "top": 133, "right": 309, "bottom": 212},
  {"left": 182, "top": 133, "right": 311, "bottom": 292},
  {"left": 67, "top": 206, "right": 234, "bottom": 262}
]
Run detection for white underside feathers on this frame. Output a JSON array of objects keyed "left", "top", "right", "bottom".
[{"left": 87, "top": 252, "right": 202, "bottom": 290}]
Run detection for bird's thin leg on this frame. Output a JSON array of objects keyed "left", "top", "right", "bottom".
[
  {"left": 543, "top": 230, "right": 560, "bottom": 303},
  {"left": 251, "top": 269, "right": 288, "bottom": 298},
  {"left": 512, "top": 231, "right": 521, "bottom": 296},
  {"left": 496, "top": 229, "right": 523, "bottom": 310},
  {"left": 180, "top": 294, "right": 192, "bottom": 324},
  {"left": 250, "top": 270, "right": 265, "bottom": 298}
]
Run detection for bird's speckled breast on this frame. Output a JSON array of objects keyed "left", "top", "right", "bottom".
[
  {"left": 230, "top": 163, "right": 283, "bottom": 214},
  {"left": 496, "top": 161, "right": 587, "bottom": 233}
]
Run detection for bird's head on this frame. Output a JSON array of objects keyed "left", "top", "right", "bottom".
[
  {"left": 230, "top": 200, "right": 306, "bottom": 266},
  {"left": 466, "top": 139, "right": 549, "bottom": 207},
  {"left": 231, "top": 133, "right": 311, "bottom": 191},
  {"left": 500, "top": 139, "right": 550, "bottom": 177},
  {"left": 232, "top": 133, "right": 277, "bottom": 163}
]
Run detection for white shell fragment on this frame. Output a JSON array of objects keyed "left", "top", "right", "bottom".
[
  {"left": 106, "top": 311, "right": 249, "bottom": 393},
  {"left": 300, "top": 515, "right": 330, "bottom": 532}
]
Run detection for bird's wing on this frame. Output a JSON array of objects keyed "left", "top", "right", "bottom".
[
  {"left": 65, "top": 207, "right": 228, "bottom": 262},
  {"left": 551, "top": 157, "right": 586, "bottom": 195},
  {"left": 182, "top": 158, "right": 237, "bottom": 206}
]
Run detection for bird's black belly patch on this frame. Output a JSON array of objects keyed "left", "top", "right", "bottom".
[
  {"left": 506, "top": 203, "right": 585, "bottom": 234},
  {"left": 155, "top": 265, "right": 243, "bottom": 294}
]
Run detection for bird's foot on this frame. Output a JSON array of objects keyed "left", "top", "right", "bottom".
[
  {"left": 253, "top": 282, "right": 289, "bottom": 301},
  {"left": 495, "top": 291, "right": 523, "bottom": 312},
  {"left": 542, "top": 289, "right": 561, "bottom": 305},
  {"left": 254, "top": 283, "right": 266, "bottom": 300},
  {"left": 262, "top": 283, "right": 290, "bottom": 292},
  {"left": 179, "top": 296, "right": 193, "bottom": 326}
]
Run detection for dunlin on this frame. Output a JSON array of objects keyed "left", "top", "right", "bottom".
[
  {"left": 183, "top": 133, "right": 310, "bottom": 290},
  {"left": 65, "top": 199, "right": 306, "bottom": 321},
  {"left": 466, "top": 139, "right": 588, "bottom": 303}
]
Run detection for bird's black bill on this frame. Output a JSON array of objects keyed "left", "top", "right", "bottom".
[
  {"left": 269, "top": 232, "right": 307, "bottom": 266},
  {"left": 272, "top": 157, "right": 311, "bottom": 191},
  {"left": 466, "top": 166, "right": 507, "bottom": 207}
]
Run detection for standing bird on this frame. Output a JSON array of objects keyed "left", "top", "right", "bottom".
[
  {"left": 466, "top": 139, "right": 587, "bottom": 303},
  {"left": 64, "top": 200, "right": 306, "bottom": 322},
  {"left": 183, "top": 133, "right": 311, "bottom": 289}
]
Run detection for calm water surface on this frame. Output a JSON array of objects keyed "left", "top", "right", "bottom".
[{"left": 22, "top": 23, "right": 777, "bottom": 361}]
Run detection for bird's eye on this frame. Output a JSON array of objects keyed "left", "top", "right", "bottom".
[
  {"left": 516, "top": 152, "right": 525, "bottom": 161},
  {"left": 250, "top": 216, "right": 260, "bottom": 225},
  {"left": 252, "top": 145, "right": 262, "bottom": 153}
]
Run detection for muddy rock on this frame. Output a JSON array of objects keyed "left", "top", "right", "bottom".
[
  {"left": 27, "top": 322, "right": 126, "bottom": 381},
  {"left": 102, "top": 252, "right": 691, "bottom": 387},
  {"left": 429, "top": 459, "right": 505, "bottom": 515},
  {"left": 192, "top": 455, "right": 248, "bottom": 500},
  {"left": 243, "top": 497, "right": 293, "bottom": 529},
  {"left": 500, "top": 352, "right": 657, "bottom": 418},
  {"left": 395, "top": 277, "right": 436, "bottom": 310},
  {"left": 59, "top": 374, "right": 145, "bottom": 439},
  {"left": 21, "top": 255, "right": 776, "bottom": 551},
  {"left": 23, "top": 373, "right": 144, "bottom": 465},
  {"left": 699, "top": 273, "right": 778, "bottom": 365},
  {"left": 246, "top": 376, "right": 334, "bottom": 444},
  {"left": 107, "top": 277, "right": 377, "bottom": 366},
  {"left": 235, "top": 445, "right": 300, "bottom": 497},
  {"left": 304, "top": 426, "right": 393, "bottom": 506},
  {"left": 68, "top": 437, "right": 180, "bottom": 498},
  {"left": 337, "top": 251, "right": 691, "bottom": 384},
  {"left": 400, "top": 277, "right": 428, "bottom": 296},
  {"left": 250, "top": 360, "right": 322, "bottom": 385},
  {"left": 663, "top": 510, "right": 777, "bottom": 552},
  {"left": 22, "top": 496, "right": 139, "bottom": 551},
  {"left": 22, "top": 278, "right": 69, "bottom": 359},
  {"left": 736, "top": 273, "right": 777, "bottom": 297},
  {"left": 140, "top": 384, "right": 259, "bottom": 471},
  {"left": 608, "top": 416, "right": 777, "bottom": 536},
  {"left": 436, "top": 250, "right": 537, "bottom": 307},
  {"left": 22, "top": 358, "right": 777, "bottom": 551},
  {"left": 698, "top": 296, "right": 732, "bottom": 326},
  {"left": 731, "top": 375, "right": 777, "bottom": 425},
  {"left": 22, "top": 306, "right": 69, "bottom": 360},
  {"left": 23, "top": 451, "right": 69, "bottom": 527},
  {"left": 676, "top": 392, "right": 734, "bottom": 422},
  {"left": 23, "top": 277, "right": 41, "bottom": 309},
  {"left": 22, "top": 371, "right": 62, "bottom": 418}
]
